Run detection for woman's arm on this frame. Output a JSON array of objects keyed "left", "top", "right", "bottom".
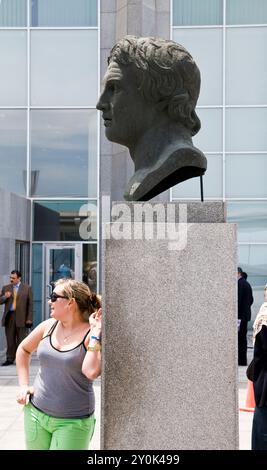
[
  {"left": 16, "top": 319, "right": 52, "bottom": 404},
  {"left": 82, "top": 309, "right": 102, "bottom": 380}
]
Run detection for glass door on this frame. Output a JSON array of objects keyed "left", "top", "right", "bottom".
[{"left": 44, "top": 244, "right": 82, "bottom": 319}]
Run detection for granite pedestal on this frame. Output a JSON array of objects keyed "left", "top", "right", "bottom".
[{"left": 101, "top": 202, "right": 238, "bottom": 449}]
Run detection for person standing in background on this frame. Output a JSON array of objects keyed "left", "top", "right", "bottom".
[
  {"left": 237, "top": 267, "right": 254, "bottom": 366},
  {"left": 0, "top": 270, "right": 33, "bottom": 366}
]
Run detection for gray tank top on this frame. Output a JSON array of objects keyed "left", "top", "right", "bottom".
[{"left": 31, "top": 321, "right": 95, "bottom": 418}]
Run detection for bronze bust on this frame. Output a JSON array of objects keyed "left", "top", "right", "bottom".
[{"left": 97, "top": 35, "right": 207, "bottom": 201}]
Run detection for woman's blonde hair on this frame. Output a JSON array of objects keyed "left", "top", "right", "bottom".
[{"left": 55, "top": 279, "right": 101, "bottom": 321}]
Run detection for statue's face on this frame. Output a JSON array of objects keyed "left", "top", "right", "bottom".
[{"left": 96, "top": 61, "right": 157, "bottom": 147}]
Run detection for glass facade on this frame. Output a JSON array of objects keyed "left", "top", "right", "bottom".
[
  {"left": 33, "top": 200, "right": 97, "bottom": 241},
  {"left": 30, "top": 110, "right": 97, "bottom": 197},
  {"left": 31, "top": 0, "right": 98, "bottom": 27},
  {"left": 172, "top": 0, "right": 267, "bottom": 323},
  {"left": 31, "top": 30, "right": 98, "bottom": 106},
  {"left": 0, "top": 0, "right": 99, "bottom": 324},
  {"left": 15, "top": 241, "right": 30, "bottom": 284},
  {"left": 226, "top": 0, "right": 267, "bottom": 25},
  {"left": 0, "top": 4, "right": 99, "bottom": 197},
  {"left": 0, "top": 0, "right": 27, "bottom": 27},
  {"left": 0, "top": 110, "right": 27, "bottom": 195},
  {"left": 0, "top": 31, "right": 27, "bottom": 106},
  {"left": 173, "top": 0, "right": 223, "bottom": 26}
]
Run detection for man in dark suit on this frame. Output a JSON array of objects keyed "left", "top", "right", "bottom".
[
  {"left": 237, "top": 267, "right": 254, "bottom": 366},
  {"left": 0, "top": 270, "right": 33, "bottom": 365}
]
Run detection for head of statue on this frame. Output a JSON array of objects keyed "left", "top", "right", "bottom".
[
  {"left": 97, "top": 35, "right": 206, "bottom": 201},
  {"left": 97, "top": 35, "right": 201, "bottom": 147}
]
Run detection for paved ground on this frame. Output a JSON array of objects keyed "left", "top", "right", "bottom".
[{"left": 0, "top": 349, "right": 254, "bottom": 450}]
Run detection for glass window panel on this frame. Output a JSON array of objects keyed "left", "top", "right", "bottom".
[
  {"left": 15, "top": 241, "right": 30, "bottom": 284},
  {"left": 226, "top": 154, "right": 267, "bottom": 198},
  {"left": 33, "top": 200, "right": 97, "bottom": 242},
  {"left": 0, "top": 110, "right": 27, "bottom": 195},
  {"left": 172, "top": 29, "right": 223, "bottom": 105},
  {"left": 238, "top": 244, "right": 267, "bottom": 324},
  {"left": 30, "top": 110, "right": 97, "bottom": 197},
  {"left": 83, "top": 244, "right": 97, "bottom": 293},
  {"left": 194, "top": 108, "right": 222, "bottom": 153},
  {"left": 227, "top": 202, "right": 267, "bottom": 243},
  {"left": 48, "top": 248, "right": 75, "bottom": 286},
  {"left": 173, "top": 0, "right": 222, "bottom": 26},
  {"left": 226, "top": 0, "right": 267, "bottom": 25},
  {"left": 31, "top": 30, "right": 98, "bottom": 106},
  {"left": 226, "top": 28, "right": 267, "bottom": 105},
  {"left": 172, "top": 154, "right": 222, "bottom": 199},
  {"left": 32, "top": 244, "right": 43, "bottom": 326},
  {"left": 0, "top": 0, "right": 27, "bottom": 26},
  {"left": 226, "top": 108, "right": 267, "bottom": 152},
  {"left": 0, "top": 31, "right": 27, "bottom": 106},
  {"left": 31, "top": 0, "right": 97, "bottom": 26}
]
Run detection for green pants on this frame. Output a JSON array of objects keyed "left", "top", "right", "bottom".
[{"left": 24, "top": 402, "right": 95, "bottom": 450}]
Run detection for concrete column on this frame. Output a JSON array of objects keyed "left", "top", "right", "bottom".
[{"left": 101, "top": 202, "right": 238, "bottom": 449}]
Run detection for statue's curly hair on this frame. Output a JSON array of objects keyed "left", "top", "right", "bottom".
[{"left": 108, "top": 35, "right": 201, "bottom": 136}]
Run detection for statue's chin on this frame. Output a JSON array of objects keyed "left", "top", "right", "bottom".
[
  {"left": 104, "top": 129, "right": 126, "bottom": 147},
  {"left": 104, "top": 128, "right": 115, "bottom": 142}
]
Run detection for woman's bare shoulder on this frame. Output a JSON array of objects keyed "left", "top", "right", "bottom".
[{"left": 42, "top": 318, "right": 57, "bottom": 337}]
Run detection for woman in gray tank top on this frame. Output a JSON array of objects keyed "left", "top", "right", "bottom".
[{"left": 16, "top": 279, "right": 102, "bottom": 450}]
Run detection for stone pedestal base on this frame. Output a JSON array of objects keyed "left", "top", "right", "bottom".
[{"left": 101, "top": 203, "right": 238, "bottom": 450}]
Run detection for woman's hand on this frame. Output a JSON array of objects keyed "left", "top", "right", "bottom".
[
  {"left": 89, "top": 308, "right": 102, "bottom": 336},
  {"left": 16, "top": 385, "right": 34, "bottom": 405}
]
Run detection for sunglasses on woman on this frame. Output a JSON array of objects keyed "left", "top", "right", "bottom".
[{"left": 49, "top": 292, "right": 69, "bottom": 302}]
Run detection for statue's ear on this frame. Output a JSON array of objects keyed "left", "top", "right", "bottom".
[
  {"left": 168, "top": 93, "right": 189, "bottom": 120},
  {"left": 156, "top": 93, "right": 188, "bottom": 114}
]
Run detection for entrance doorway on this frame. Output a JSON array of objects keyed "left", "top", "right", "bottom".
[{"left": 44, "top": 243, "right": 82, "bottom": 319}]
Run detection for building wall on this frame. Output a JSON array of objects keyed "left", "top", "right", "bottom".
[{"left": 0, "top": 188, "right": 31, "bottom": 357}]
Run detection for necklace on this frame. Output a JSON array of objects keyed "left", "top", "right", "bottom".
[
  {"left": 63, "top": 333, "right": 73, "bottom": 343},
  {"left": 60, "top": 325, "right": 83, "bottom": 343}
]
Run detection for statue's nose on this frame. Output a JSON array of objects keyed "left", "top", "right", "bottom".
[
  {"left": 96, "top": 98, "right": 102, "bottom": 111},
  {"left": 96, "top": 92, "right": 109, "bottom": 111}
]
